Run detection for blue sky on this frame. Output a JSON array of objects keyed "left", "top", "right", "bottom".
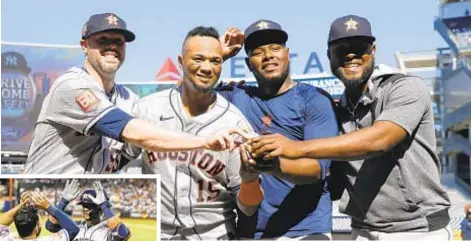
[{"left": 2, "top": 0, "right": 447, "bottom": 82}]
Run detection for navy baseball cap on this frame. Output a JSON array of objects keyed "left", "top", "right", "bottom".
[
  {"left": 328, "top": 15, "right": 375, "bottom": 44},
  {"left": 82, "top": 13, "right": 135, "bottom": 42},
  {"left": 244, "top": 19, "right": 288, "bottom": 54}
]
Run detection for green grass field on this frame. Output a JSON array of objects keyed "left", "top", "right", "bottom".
[{"left": 1, "top": 213, "right": 157, "bottom": 241}]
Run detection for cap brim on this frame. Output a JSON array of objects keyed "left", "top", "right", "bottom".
[
  {"left": 105, "top": 28, "right": 135, "bottom": 42},
  {"left": 329, "top": 35, "right": 375, "bottom": 44},
  {"left": 86, "top": 29, "right": 136, "bottom": 42},
  {"left": 244, "top": 29, "right": 288, "bottom": 54}
]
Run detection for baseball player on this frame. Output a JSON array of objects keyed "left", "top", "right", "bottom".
[
  {"left": 45, "top": 180, "right": 131, "bottom": 241},
  {"left": 0, "top": 191, "right": 80, "bottom": 241},
  {"left": 125, "top": 26, "right": 262, "bottom": 240},
  {"left": 216, "top": 20, "right": 339, "bottom": 239},
  {"left": 23, "top": 12, "right": 247, "bottom": 174}
]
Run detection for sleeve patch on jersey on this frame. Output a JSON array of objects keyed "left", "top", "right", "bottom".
[{"left": 76, "top": 89, "right": 100, "bottom": 112}]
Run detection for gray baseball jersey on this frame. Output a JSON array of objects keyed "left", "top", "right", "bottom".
[
  {"left": 0, "top": 225, "right": 69, "bottom": 241},
  {"left": 132, "top": 87, "right": 253, "bottom": 240},
  {"left": 73, "top": 220, "right": 121, "bottom": 241},
  {"left": 24, "top": 67, "right": 139, "bottom": 174}
]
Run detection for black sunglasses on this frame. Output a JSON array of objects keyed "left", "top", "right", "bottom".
[
  {"left": 95, "top": 37, "right": 125, "bottom": 46},
  {"left": 330, "top": 40, "right": 373, "bottom": 57}
]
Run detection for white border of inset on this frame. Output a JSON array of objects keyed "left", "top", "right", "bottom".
[{"left": 0, "top": 174, "right": 161, "bottom": 241}]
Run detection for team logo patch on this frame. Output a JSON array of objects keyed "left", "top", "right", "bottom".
[{"left": 76, "top": 89, "right": 100, "bottom": 112}]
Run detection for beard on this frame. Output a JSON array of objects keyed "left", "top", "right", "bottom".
[
  {"left": 98, "top": 56, "right": 121, "bottom": 74},
  {"left": 87, "top": 50, "right": 122, "bottom": 75},
  {"left": 331, "top": 59, "right": 375, "bottom": 90}
]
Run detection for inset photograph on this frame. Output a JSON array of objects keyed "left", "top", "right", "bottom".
[{"left": 0, "top": 176, "right": 159, "bottom": 241}]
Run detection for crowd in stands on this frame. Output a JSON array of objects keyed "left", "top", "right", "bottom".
[{"left": 1, "top": 179, "right": 157, "bottom": 218}]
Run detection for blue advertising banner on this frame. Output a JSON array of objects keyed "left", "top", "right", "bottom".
[{"left": 1, "top": 42, "right": 84, "bottom": 154}]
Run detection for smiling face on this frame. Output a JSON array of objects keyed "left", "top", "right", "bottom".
[
  {"left": 178, "top": 35, "right": 223, "bottom": 93},
  {"left": 246, "top": 43, "right": 290, "bottom": 85},
  {"left": 82, "top": 206, "right": 93, "bottom": 220},
  {"left": 328, "top": 37, "right": 375, "bottom": 89},
  {"left": 80, "top": 31, "right": 126, "bottom": 76},
  {"left": 81, "top": 203, "right": 102, "bottom": 221}
]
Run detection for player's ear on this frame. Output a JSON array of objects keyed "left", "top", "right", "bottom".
[
  {"left": 245, "top": 57, "right": 253, "bottom": 72},
  {"left": 80, "top": 39, "right": 88, "bottom": 51},
  {"left": 371, "top": 43, "right": 376, "bottom": 56},
  {"left": 327, "top": 48, "right": 331, "bottom": 60},
  {"left": 178, "top": 55, "right": 183, "bottom": 70}
]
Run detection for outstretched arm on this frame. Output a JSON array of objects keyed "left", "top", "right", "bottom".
[
  {"left": 30, "top": 191, "right": 80, "bottom": 241},
  {"left": 119, "top": 118, "right": 248, "bottom": 152},
  {"left": 0, "top": 192, "right": 28, "bottom": 226},
  {"left": 250, "top": 76, "right": 428, "bottom": 161},
  {"left": 248, "top": 122, "right": 405, "bottom": 161},
  {"left": 0, "top": 204, "right": 22, "bottom": 226},
  {"left": 87, "top": 181, "right": 131, "bottom": 241},
  {"left": 48, "top": 79, "right": 247, "bottom": 154},
  {"left": 46, "top": 179, "right": 81, "bottom": 233}
]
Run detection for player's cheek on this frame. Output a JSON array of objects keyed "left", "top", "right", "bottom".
[{"left": 213, "top": 65, "right": 222, "bottom": 77}]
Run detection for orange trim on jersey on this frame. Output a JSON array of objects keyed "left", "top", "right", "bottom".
[{"left": 238, "top": 178, "right": 263, "bottom": 206}]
